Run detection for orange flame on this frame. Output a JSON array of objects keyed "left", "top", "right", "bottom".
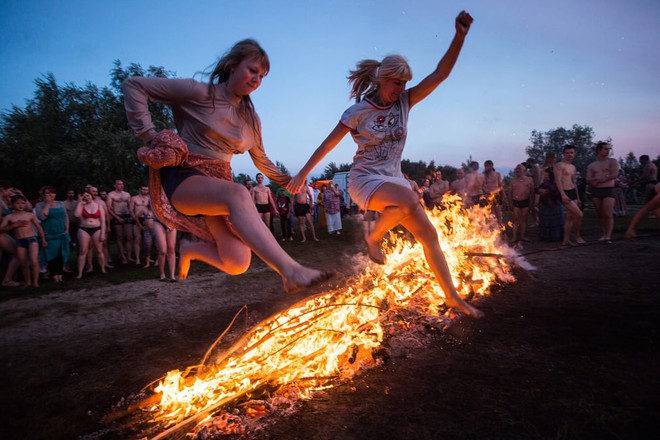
[{"left": 146, "top": 194, "right": 520, "bottom": 438}]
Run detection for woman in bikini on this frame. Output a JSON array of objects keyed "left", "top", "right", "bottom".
[{"left": 74, "top": 189, "right": 107, "bottom": 279}]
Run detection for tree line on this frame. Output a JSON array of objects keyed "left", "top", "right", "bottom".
[{"left": 1, "top": 63, "right": 657, "bottom": 199}]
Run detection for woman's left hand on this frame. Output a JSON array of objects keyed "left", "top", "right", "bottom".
[{"left": 286, "top": 174, "right": 307, "bottom": 195}]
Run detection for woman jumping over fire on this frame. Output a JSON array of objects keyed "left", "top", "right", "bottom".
[
  {"left": 287, "top": 11, "right": 483, "bottom": 317},
  {"left": 123, "top": 39, "right": 330, "bottom": 292}
]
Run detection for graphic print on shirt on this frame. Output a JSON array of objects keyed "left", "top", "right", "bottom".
[{"left": 364, "top": 105, "right": 405, "bottom": 161}]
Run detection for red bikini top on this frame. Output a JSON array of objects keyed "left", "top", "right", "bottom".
[{"left": 82, "top": 206, "right": 101, "bottom": 219}]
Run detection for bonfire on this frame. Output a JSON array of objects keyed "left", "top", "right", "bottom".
[{"left": 121, "top": 194, "right": 524, "bottom": 439}]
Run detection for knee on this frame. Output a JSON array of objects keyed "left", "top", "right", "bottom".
[
  {"left": 399, "top": 194, "right": 422, "bottom": 217},
  {"left": 224, "top": 257, "right": 250, "bottom": 276}
]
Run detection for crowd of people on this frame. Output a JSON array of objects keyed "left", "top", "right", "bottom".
[
  {"left": 0, "top": 174, "right": 355, "bottom": 289},
  {"left": 2, "top": 11, "right": 658, "bottom": 319},
  {"left": 402, "top": 144, "right": 658, "bottom": 247},
  {"left": 0, "top": 180, "right": 180, "bottom": 287}
]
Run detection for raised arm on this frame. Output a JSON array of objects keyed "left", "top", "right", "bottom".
[
  {"left": 287, "top": 122, "right": 350, "bottom": 194},
  {"left": 408, "top": 11, "right": 473, "bottom": 108}
]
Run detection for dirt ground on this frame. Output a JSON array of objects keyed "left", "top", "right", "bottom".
[{"left": 1, "top": 217, "right": 659, "bottom": 440}]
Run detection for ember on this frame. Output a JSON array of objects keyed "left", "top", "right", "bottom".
[{"left": 136, "top": 194, "right": 523, "bottom": 439}]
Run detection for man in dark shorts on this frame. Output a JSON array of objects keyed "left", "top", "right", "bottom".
[
  {"left": 293, "top": 184, "right": 318, "bottom": 242},
  {"left": 586, "top": 142, "right": 619, "bottom": 242},
  {"left": 554, "top": 145, "right": 586, "bottom": 246},
  {"left": 251, "top": 173, "right": 277, "bottom": 231}
]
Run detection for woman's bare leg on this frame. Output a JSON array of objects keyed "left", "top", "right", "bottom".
[
  {"left": 367, "top": 183, "right": 482, "bottom": 318},
  {"left": 166, "top": 229, "right": 177, "bottom": 280},
  {"left": 76, "top": 230, "right": 90, "bottom": 279},
  {"left": 92, "top": 233, "right": 106, "bottom": 273},
  {"left": 362, "top": 183, "right": 421, "bottom": 264},
  {"left": 178, "top": 217, "right": 251, "bottom": 279},
  {"left": 171, "top": 177, "right": 328, "bottom": 292},
  {"left": 625, "top": 194, "right": 660, "bottom": 239}
]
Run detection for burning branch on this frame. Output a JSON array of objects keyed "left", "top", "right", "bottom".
[{"left": 122, "top": 194, "right": 525, "bottom": 439}]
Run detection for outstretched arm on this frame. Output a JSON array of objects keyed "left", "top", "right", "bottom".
[
  {"left": 408, "top": 11, "right": 473, "bottom": 107},
  {"left": 287, "top": 122, "right": 350, "bottom": 194}
]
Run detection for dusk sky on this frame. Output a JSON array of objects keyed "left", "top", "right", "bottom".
[{"left": 1, "top": 0, "right": 658, "bottom": 179}]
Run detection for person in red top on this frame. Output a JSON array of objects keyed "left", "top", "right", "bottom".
[{"left": 74, "top": 190, "right": 107, "bottom": 279}]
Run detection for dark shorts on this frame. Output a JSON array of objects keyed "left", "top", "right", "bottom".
[
  {"left": 470, "top": 194, "right": 489, "bottom": 207},
  {"left": 294, "top": 202, "right": 310, "bottom": 217},
  {"left": 160, "top": 166, "right": 203, "bottom": 202},
  {"left": 512, "top": 199, "right": 530, "bottom": 209},
  {"left": 256, "top": 203, "right": 270, "bottom": 214},
  {"left": 111, "top": 214, "right": 134, "bottom": 226},
  {"left": 590, "top": 187, "right": 615, "bottom": 199},
  {"left": 16, "top": 236, "right": 38, "bottom": 248},
  {"left": 564, "top": 188, "right": 578, "bottom": 201},
  {"left": 79, "top": 226, "right": 101, "bottom": 237}
]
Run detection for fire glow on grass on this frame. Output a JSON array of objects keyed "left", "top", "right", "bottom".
[{"left": 145, "top": 194, "right": 520, "bottom": 438}]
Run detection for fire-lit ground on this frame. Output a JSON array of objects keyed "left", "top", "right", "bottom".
[
  {"left": 0, "top": 211, "right": 659, "bottom": 439},
  {"left": 124, "top": 197, "right": 525, "bottom": 439}
]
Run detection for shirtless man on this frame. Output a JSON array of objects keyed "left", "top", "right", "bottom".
[
  {"left": 586, "top": 142, "right": 619, "bottom": 242},
  {"left": 0, "top": 194, "right": 47, "bottom": 287},
  {"left": 464, "top": 161, "right": 485, "bottom": 207},
  {"left": 554, "top": 144, "right": 585, "bottom": 246},
  {"left": 526, "top": 158, "right": 543, "bottom": 226},
  {"left": 483, "top": 160, "right": 504, "bottom": 223},
  {"left": 508, "top": 164, "right": 535, "bottom": 243},
  {"left": 428, "top": 170, "right": 449, "bottom": 209},
  {"left": 106, "top": 179, "right": 134, "bottom": 263},
  {"left": 633, "top": 155, "right": 658, "bottom": 202},
  {"left": 293, "top": 182, "right": 319, "bottom": 242},
  {"left": 450, "top": 168, "right": 468, "bottom": 203},
  {"left": 251, "top": 173, "right": 277, "bottom": 229},
  {"left": 130, "top": 185, "right": 151, "bottom": 265}
]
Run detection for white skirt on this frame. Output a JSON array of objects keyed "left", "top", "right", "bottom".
[{"left": 348, "top": 169, "right": 412, "bottom": 210}]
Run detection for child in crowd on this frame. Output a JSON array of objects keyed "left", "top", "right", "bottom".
[{"left": 0, "top": 194, "right": 47, "bottom": 287}]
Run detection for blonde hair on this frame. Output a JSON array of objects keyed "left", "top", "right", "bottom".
[
  {"left": 347, "top": 54, "right": 412, "bottom": 103},
  {"left": 207, "top": 39, "right": 270, "bottom": 135}
]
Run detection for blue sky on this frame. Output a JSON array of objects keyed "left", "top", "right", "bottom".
[{"left": 1, "top": 0, "right": 659, "bottom": 179}]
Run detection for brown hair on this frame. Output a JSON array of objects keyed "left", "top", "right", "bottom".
[{"left": 207, "top": 39, "right": 270, "bottom": 137}]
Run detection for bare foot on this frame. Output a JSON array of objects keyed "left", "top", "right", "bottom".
[
  {"left": 75, "top": 274, "right": 83, "bottom": 279},
  {"left": 2, "top": 281, "right": 20, "bottom": 287},
  {"left": 624, "top": 229, "right": 636, "bottom": 240},
  {"left": 364, "top": 238, "right": 385, "bottom": 265},
  {"left": 313, "top": 237, "right": 319, "bottom": 242},
  {"left": 283, "top": 268, "right": 334, "bottom": 293},
  {"left": 444, "top": 295, "right": 484, "bottom": 318},
  {"left": 178, "top": 239, "right": 192, "bottom": 280},
  {"left": 576, "top": 238, "right": 587, "bottom": 245}
]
